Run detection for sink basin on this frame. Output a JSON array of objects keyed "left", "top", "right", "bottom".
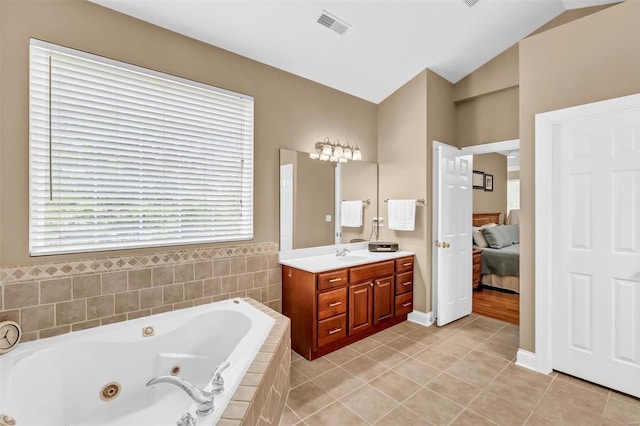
[{"left": 336, "top": 256, "right": 370, "bottom": 262}]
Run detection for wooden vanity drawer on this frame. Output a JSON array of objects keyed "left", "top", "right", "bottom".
[
  {"left": 317, "top": 314, "right": 347, "bottom": 347},
  {"left": 349, "top": 261, "right": 394, "bottom": 284},
  {"left": 317, "top": 287, "right": 347, "bottom": 321},
  {"left": 395, "top": 292, "right": 413, "bottom": 316},
  {"left": 473, "top": 271, "right": 482, "bottom": 284},
  {"left": 317, "top": 269, "right": 348, "bottom": 291},
  {"left": 395, "top": 271, "right": 413, "bottom": 295},
  {"left": 395, "top": 256, "right": 414, "bottom": 273},
  {"left": 473, "top": 262, "right": 481, "bottom": 274}
]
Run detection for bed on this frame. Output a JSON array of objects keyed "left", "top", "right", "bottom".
[{"left": 472, "top": 213, "right": 520, "bottom": 293}]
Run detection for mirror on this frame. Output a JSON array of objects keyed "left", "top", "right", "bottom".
[{"left": 279, "top": 149, "right": 378, "bottom": 250}]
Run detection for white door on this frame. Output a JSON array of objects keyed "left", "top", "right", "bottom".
[
  {"left": 279, "top": 164, "right": 293, "bottom": 251},
  {"left": 433, "top": 143, "right": 473, "bottom": 326},
  {"left": 552, "top": 109, "right": 640, "bottom": 397}
]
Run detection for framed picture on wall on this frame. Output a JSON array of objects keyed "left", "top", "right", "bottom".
[
  {"left": 484, "top": 174, "right": 494, "bottom": 192},
  {"left": 473, "top": 170, "right": 485, "bottom": 189}
]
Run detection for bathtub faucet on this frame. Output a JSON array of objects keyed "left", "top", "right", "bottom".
[
  {"left": 146, "top": 375, "right": 214, "bottom": 416},
  {"left": 210, "top": 361, "right": 230, "bottom": 394}
]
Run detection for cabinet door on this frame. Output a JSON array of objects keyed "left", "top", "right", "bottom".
[
  {"left": 373, "top": 276, "right": 394, "bottom": 324},
  {"left": 349, "top": 282, "right": 373, "bottom": 335}
]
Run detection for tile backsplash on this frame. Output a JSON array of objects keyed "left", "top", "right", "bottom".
[{"left": 0, "top": 242, "right": 282, "bottom": 342}]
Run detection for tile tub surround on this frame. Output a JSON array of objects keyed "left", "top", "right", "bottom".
[
  {"left": 220, "top": 298, "right": 291, "bottom": 426},
  {"left": 0, "top": 242, "right": 282, "bottom": 342},
  {"left": 280, "top": 315, "right": 640, "bottom": 425}
]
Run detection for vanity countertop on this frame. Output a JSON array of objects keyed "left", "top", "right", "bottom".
[{"left": 279, "top": 248, "right": 414, "bottom": 273}]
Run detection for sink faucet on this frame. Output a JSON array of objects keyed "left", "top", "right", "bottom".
[
  {"left": 146, "top": 375, "right": 214, "bottom": 416},
  {"left": 335, "top": 248, "right": 350, "bottom": 257}
]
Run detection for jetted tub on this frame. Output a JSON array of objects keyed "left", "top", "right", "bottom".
[{"left": 0, "top": 299, "right": 275, "bottom": 426}]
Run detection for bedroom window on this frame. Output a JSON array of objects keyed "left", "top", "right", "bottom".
[
  {"left": 507, "top": 179, "right": 520, "bottom": 212},
  {"left": 29, "top": 39, "right": 254, "bottom": 256}
]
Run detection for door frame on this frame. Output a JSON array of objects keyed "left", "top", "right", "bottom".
[
  {"left": 431, "top": 139, "right": 519, "bottom": 323},
  {"left": 534, "top": 93, "right": 640, "bottom": 374}
]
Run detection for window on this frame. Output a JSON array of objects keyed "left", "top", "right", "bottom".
[
  {"left": 507, "top": 179, "right": 520, "bottom": 213},
  {"left": 29, "top": 40, "right": 254, "bottom": 256}
]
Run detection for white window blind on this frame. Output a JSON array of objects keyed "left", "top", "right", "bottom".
[{"left": 29, "top": 40, "right": 254, "bottom": 256}]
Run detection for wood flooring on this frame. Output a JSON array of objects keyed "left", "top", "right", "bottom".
[{"left": 472, "top": 286, "right": 519, "bottom": 325}]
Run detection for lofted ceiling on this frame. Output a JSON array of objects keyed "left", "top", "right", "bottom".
[{"left": 90, "top": 0, "right": 619, "bottom": 104}]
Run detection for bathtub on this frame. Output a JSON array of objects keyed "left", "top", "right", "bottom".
[{"left": 0, "top": 298, "right": 275, "bottom": 426}]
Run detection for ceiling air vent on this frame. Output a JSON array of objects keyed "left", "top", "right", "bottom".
[
  {"left": 317, "top": 10, "right": 350, "bottom": 35},
  {"left": 463, "top": 0, "right": 480, "bottom": 7}
]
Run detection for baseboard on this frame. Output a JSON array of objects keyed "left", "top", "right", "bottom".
[
  {"left": 516, "top": 349, "right": 537, "bottom": 372},
  {"left": 408, "top": 310, "right": 433, "bottom": 327}
]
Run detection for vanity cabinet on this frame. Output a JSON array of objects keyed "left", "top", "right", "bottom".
[{"left": 282, "top": 255, "right": 414, "bottom": 360}]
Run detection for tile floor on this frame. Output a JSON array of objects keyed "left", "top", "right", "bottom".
[{"left": 280, "top": 314, "right": 640, "bottom": 426}]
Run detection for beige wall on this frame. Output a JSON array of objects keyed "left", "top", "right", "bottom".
[
  {"left": 454, "top": 44, "right": 519, "bottom": 148},
  {"left": 294, "top": 153, "right": 335, "bottom": 249},
  {"left": 377, "top": 69, "right": 455, "bottom": 315},
  {"left": 454, "top": 45, "right": 519, "bottom": 103},
  {"left": 519, "top": 0, "right": 640, "bottom": 352},
  {"left": 0, "top": 0, "right": 377, "bottom": 266},
  {"left": 425, "top": 70, "right": 456, "bottom": 313},
  {"left": 456, "top": 87, "right": 519, "bottom": 147},
  {"left": 378, "top": 71, "right": 428, "bottom": 312},
  {"left": 473, "top": 154, "right": 507, "bottom": 221}
]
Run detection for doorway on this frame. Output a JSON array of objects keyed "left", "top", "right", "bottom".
[
  {"left": 432, "top": 139, "right": 520, "bottom": 326},
  {"left": 464, "top": 140, "right": 520, "bottom": 325},
  {"left": 535, "top": 93, "right": 640, "bottom": 397}
]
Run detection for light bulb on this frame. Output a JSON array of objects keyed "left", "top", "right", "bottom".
[
  {"left": 338, "top": 157, "right": 348, "bottom": 163},
  {"left": 333, "top": 145, "right": 343, "bottom": 158},
  {"left": 321, "top": 144, "right": 332, "bottom": 156},
  {"left": 352, "top": 146, "right": 362, "bottom": 161},
  {"left": 309, "top": 152, "right": 320, "bottom": 159},
  {"left": 320, "top": 154, "right": 329, "bottom": 161},
  {"left": 343, "top": 147, "right": 352, "bottom": 160}
]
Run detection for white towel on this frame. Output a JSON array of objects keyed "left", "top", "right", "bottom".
[
  {"left": 388, "top": 199, "right": 416, "bottom": 231},
  {"left": 341, "top": 200, "right": 363, "bottom": 227}
]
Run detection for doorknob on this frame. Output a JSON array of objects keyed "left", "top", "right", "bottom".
[
  {"left": 435, "top": 240, "right": 442, "bottom": 248},
  {"left": 443, "top": 242, "right": 450, "bottom": 249}
]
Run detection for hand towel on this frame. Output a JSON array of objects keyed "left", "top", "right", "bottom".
[
  {"left": 388, "top": 199, "right": 416, "bottom": 231},
  {"left": 341, "top": 200, "right": 363, "bottom": 227}
]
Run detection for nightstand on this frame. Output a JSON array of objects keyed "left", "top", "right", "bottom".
[{"left": 472, "top": 249, "right": 482, "bottom": 290}]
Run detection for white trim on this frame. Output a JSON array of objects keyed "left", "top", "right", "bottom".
[
  {"left": 535, "top": 93, "right": 640, "bottom": 375},
  {"left": 459, "top": 139, "right": 519, "bottom": 156},
  {"left": 408, "top": 310, "right": 433, "bottom": 327},
  {"left": 515, "top": 349, "right": 538, "bottom": 372}
]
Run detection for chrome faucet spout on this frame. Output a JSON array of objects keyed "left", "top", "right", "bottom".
[
  {"left": 335, "top": 248, "right": 351, "bottom": 257},
  {"left": 147, "top": 375, "right": 214, "bottom": 416}
]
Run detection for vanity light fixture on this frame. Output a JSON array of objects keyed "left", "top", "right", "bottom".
[{"left": 309, "top": 137, "right": 362, "bottom": 163}]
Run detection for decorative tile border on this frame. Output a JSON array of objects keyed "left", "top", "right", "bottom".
[
  {"left": 0, "top": 242, "right": 282, "bottom": 342},
  {"left": 0, "top": 242, "right": 279, "bottom": 284}
]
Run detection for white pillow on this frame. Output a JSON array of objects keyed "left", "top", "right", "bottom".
[{"left": 472, "top": 226, "right": 489, "bottom": 248}]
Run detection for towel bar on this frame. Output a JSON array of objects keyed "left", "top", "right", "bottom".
[{"left": 384, "top": 198, "right": 425, "bottom": 205}]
